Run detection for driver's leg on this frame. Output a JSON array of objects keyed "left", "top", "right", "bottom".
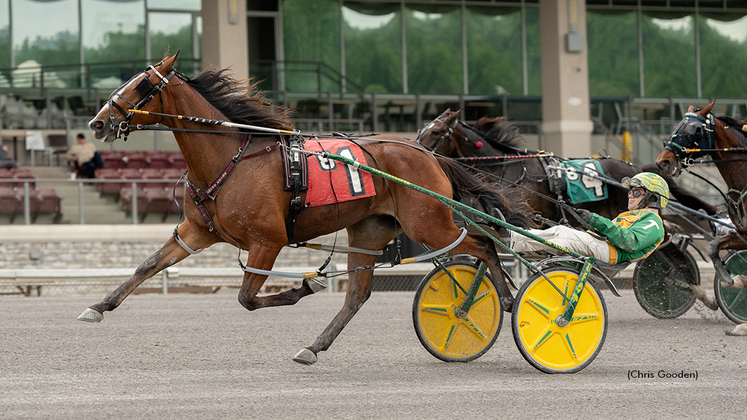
[{"left": 510, "top": 225, "right": 611, "bottom": 262}]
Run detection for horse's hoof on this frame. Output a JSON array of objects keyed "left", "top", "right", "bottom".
[
  {"left": 702, "top": 296, "right": 719, "bottom": 311},
  {"left": 501, "top": 297, "right": 513, "bottom": 313},
  {"left": 725, "top": 275, "right": 747, "bottom": 290},
  {"left": 719, "top": 274, "right": 735, "bottom": 288},
  {"left": 292, "top": 348, "right": 317, "bottom": 365},
  {"left": 726, "top": 323, "right": 747, "bottom": 336},
  {"left": 77, "top": 308, "right": 103, "bottom": 323},
  {"left": 305, "top": 278, "right": 327, "bottom": 294}
]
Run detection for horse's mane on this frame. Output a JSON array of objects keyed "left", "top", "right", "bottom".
[
  {"left": 187, "top": 68, "right": 294, "bottom": 131},
  {"left": 470, "top": 116, "right": 526, "bottom": 153},
  {"left": 716, "top": 115, "right": 747, "bottom": 146}
]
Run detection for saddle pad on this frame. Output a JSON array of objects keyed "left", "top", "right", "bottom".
[
  {"left": 305, "top": 139, "right": 376, "bottom": 207},
  {"left": 562, "top": 159, "right": 608, "bottom": 204}
]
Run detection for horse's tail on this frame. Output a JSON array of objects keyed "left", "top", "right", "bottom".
[
  {"left": 641, "top": 163, "right": 720, "bottom": 215},
  {"left": 436, "top": 157, "right": 537, "bottom": 228}
]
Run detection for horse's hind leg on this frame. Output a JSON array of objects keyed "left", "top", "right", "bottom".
[{"left": 77, "top": 222, "right": 214, "bottom": 322}]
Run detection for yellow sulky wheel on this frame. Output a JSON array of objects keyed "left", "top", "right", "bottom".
[
  {"left": 512, "top": 266, "right": 607, "bottom": 374},
  {"left": 412, "top": 258, "right": 503, "bottom": 362}
]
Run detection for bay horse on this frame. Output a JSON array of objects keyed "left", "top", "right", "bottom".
[
  {"left": 417, "top": 109, "right": 719, "bottom": 223},
  {"left": 418, "top": 108, "right": 722, "bottom": 309},
  {"left": 79, "top": 53, "right": 535, "bottom": 364},
  {"left": 656, "top": 101, "right": 747, "bottom": 335}
]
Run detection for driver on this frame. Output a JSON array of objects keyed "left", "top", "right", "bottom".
[{"left": 509, "top": 172, "right": 668, "bottom": 264}]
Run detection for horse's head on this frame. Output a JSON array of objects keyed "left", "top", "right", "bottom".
[
  {"left": 656, "top": 101, "right": 716, "bottom": 176},
  {"left": 416, "top": 109, "right": 462, "bottom": 154},
  {"left": 89, "top": 52, "right": 182, "bottom": 143}
]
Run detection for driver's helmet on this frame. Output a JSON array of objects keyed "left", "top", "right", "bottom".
[{"left": 621, "top": 172, "right": 669, "bottom": 209}]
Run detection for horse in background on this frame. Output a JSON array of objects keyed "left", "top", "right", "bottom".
[
  {"left": 79, "top": 53, "right": 537, "bottom": 364},
  {"left": 657, "top": 101, "right": 747, "bottom": 335}
]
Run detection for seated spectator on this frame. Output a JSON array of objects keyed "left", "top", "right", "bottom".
[
  {"left": 65, "top": 133, "right": 103, "bottom": 178},
  {"left": 0, "top": 144, "right": 19, "bottom": 169}
]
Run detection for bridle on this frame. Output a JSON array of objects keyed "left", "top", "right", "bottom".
[
  {"left": 662, "top": 111, "right": 716, "bottom": 170},
  {"left": 107, "top": 61, "right": 182, "bottom": 141},
  {"left": 416, "top": 116, "right": 460, "bottom": 152}
]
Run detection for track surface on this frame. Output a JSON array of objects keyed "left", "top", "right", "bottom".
[{"left": 1, "top": 290, "right": 745, "bottom": 419}]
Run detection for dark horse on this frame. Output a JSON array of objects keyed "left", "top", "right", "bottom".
[
  {"left": 418, "top": 108, "right": 721, "bottom": 309},
  {"left": 417, "top": 109, "right": 719, "bottom": 223},
  {"left": 79, "top": 53, "right": 535, "bottom": 364},
  {"left": 656, "top": 101, "right": 747, "bottom": 334}
]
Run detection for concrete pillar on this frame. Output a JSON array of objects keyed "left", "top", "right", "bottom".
[
  {"left": 201, "top": 0, "right": 249, "bottom": 80},
  {"left": 539, "top": 0, "right": 592, "bottom": 157}
]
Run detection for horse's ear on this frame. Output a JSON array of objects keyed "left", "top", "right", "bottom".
[
  {"left": 687, "top": 104, "right": 696, "bottom": 112},
  {"left": 161, "top": 51, "right": 180, "bottom": 72},
  {"left": 454, "top": 109, "right": 462, "bottom": 119},
  {"left": 701, "top": 100, "right": 716, "bottom": 116}
]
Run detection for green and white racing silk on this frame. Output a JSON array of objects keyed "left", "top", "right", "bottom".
[{"left": 588, "top": 209, "right": 665, "bottom": 264}]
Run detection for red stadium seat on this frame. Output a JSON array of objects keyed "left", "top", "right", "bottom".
[
  {"left": 145, "top": 151, "right": 170, "bottom": 169},
  {"left": 0, "top": 186, "right": 21, "bottom": 222}
]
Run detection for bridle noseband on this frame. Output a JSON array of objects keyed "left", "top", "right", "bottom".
[
  {"left": 108, "top": 62, "right": 180, "bottom": 141},
  {"left": 662, "top": 111, "right": 715, "bottom": 169}
]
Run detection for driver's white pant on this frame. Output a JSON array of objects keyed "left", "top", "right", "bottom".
[{"left": 510, "top": 225, "right": 612, "bottom": 263}]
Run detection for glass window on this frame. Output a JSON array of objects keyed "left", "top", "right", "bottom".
[
  {"left": 83, "top": 0, "right": 145, "bottom": 55},
  {"left": 587, "top": 11, "right": 639, "bottom": 97},
  {"left": 700, "top": 14, "right": 747, "bottom": 99},
  {"left": 146, "top": 0, "right": 199, "bottom": 11},
  {"left": 343, "top": 3, "right": 402, "bottom": 94},
  {"left": 642, "top": 14, "right": 696, "bottom": 98},
  {"left": 12, "top": 0, "right": 79, "bottom": 67},
  {"left": 11, "top": 0, "right": 79, "bottom": 88},
  {"left": 466, "top": 7, "right": 522, "bottom": 96},
  {"left": 283, "top": 0, "right": 341, "bottom": 94},
  {"left": 148, "top": 12, "right": 194, "bottom": 62},
  {"left": 525, "top": 6, "right": 541, "bottom": 96},
  {"left": 0, "top": 0, "right": 10, "bottom": 77},
  {"left": 405, "top": 7, "right": 462, "bottom": 95},
  {"left": 82, "top": 0, "right": 146, "bottom": 89}
]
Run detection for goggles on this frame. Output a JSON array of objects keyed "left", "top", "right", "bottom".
[{"left": 628, "top": 189, "right": 645, "bottom": 198}]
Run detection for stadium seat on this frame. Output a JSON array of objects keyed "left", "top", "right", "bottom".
[{"left": 145, "top": 151, "right": 169, "bottom": 169}]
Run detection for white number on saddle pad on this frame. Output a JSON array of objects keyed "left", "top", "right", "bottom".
[
  {"left": 580, "top": 162, "right": 604, "bottom": 198},
  {"left": 565, "top": 162, "right": 604, "bottom": 198},
  {"left": 337, "top": 146, "right": 365, "bottom": 196}
]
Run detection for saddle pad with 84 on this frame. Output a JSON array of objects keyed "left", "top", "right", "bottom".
[{"left": 562, "top": 159, "right": 608, "bottom": 204}]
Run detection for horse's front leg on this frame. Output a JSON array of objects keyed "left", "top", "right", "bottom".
[
  {"left": 292, "top": 250, "right": 379, "bottom": 366},
  {"left": 236, "top": 244, "right": 318, "bottom": 311},
  {"left": 708, "top": 232, "right": 747, "bottom": 288},
  {"left": 77, "top": 222, "right": 215, "bottom": 322}
]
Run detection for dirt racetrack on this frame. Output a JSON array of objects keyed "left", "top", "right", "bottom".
[{"left": 1, "top": 289, "right": 745, "bottom": 419}]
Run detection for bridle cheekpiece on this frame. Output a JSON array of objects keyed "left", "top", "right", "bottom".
[{"left": 108, "top": 62, "right": 178, "bottom": 141}]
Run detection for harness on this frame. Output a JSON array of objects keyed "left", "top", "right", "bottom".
[
  {"left": 107, "top": 62, "right": 186, "bottom": 141},
  {"left": 280, "top": 135, "right": 309, "bottom": 243},
  {"left": 180, "top": 135, "right": 280, "bottom": 242}
]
